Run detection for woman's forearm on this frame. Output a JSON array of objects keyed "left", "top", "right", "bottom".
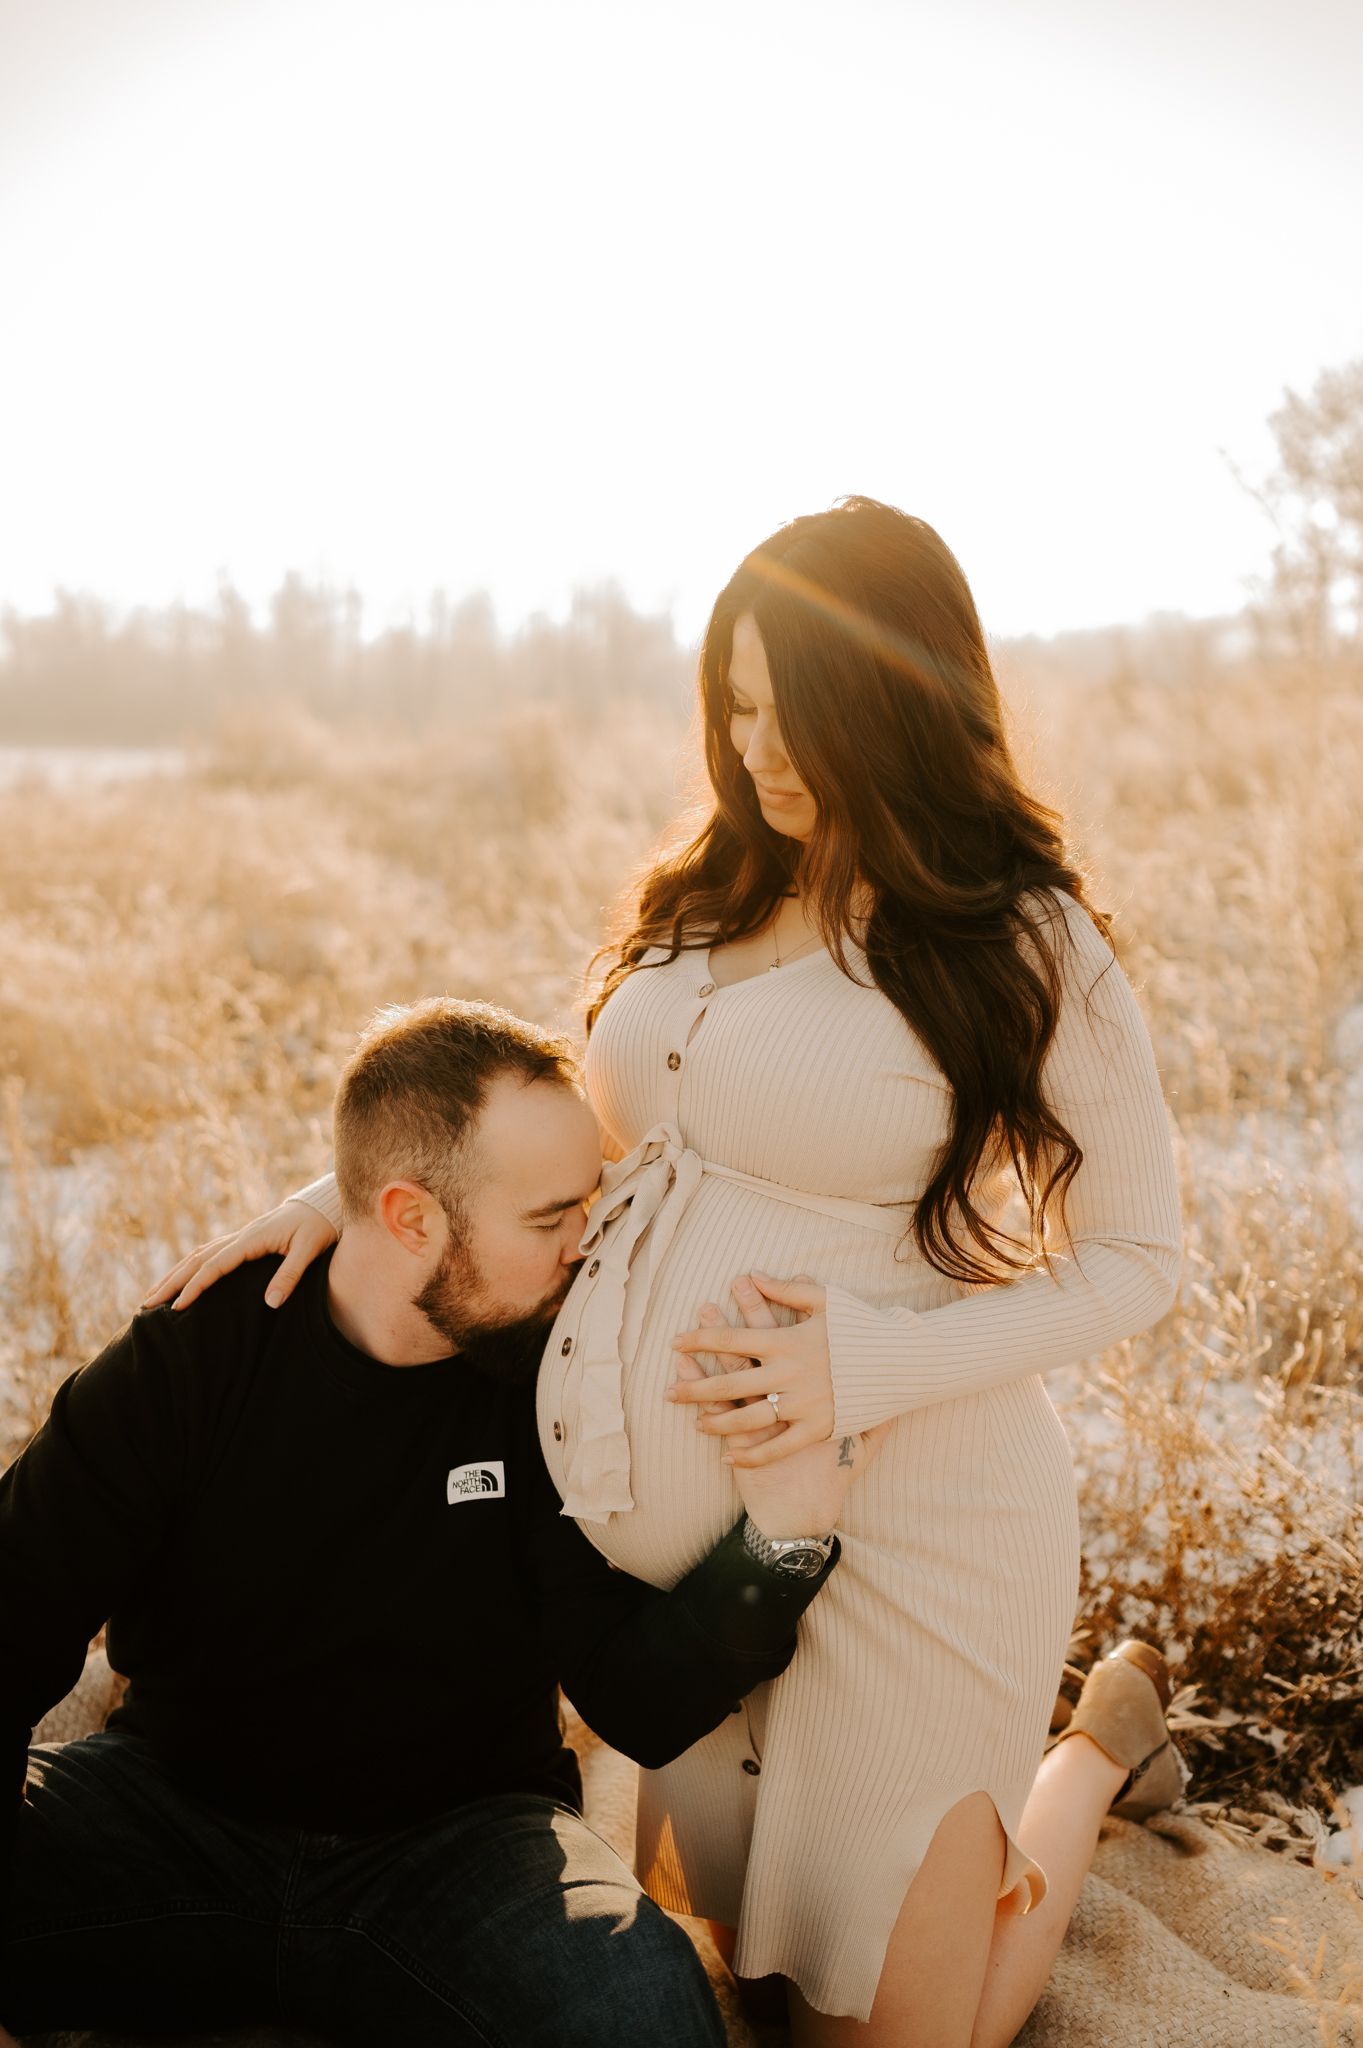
[
  {"left": 287, "top": 1172, "right": 343, "bottom": 1232},
  {"left": 825, "top": 1234, "right": 1179, "bottom": 1433}
]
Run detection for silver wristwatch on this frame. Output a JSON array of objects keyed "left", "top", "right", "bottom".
[{"left": 741, "top": 1515, "right": 835, "bottom": 1579}]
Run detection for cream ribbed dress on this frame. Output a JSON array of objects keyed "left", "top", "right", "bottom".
[
  {"left": 294, "top": 888, "right": 1182, "bottom": 2021},
  {"left": 537, "top": 886, "right": 1182, "bottom": 2020}
]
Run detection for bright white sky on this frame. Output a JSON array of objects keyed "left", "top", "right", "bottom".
[{"left": 0, "top": 0, "right": 1360, "bottom": 642}]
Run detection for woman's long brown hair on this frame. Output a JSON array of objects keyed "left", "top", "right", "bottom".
[{"left": 586, "top": 496, "right": 1115, "bottom": 1286}]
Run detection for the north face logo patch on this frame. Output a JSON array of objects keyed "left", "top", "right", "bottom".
[{"left": 446, "top": 1460, "right": 506, "bottom": 1503}]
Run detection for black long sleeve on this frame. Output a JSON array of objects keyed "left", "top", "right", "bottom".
[
  {"left": 520, "top": 1427, "right": 836, "bottom": 1767},
  {"left": 0, "top": 1313, "right": 193, "bottom": 1876},
  {"left": 0, "top": 1253, "right": 835, "bottom": 1884}
]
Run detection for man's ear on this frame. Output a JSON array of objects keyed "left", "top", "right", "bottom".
[{"left": 377, "top": 1180, "right": 440, "bottom": 1255}]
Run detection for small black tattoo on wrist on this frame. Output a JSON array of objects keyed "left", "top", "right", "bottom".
[{"left": 837, "top": 1436, "right": 855, "bottom": 1468}]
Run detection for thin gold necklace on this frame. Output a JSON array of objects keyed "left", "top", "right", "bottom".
[{"left": 770, "top": 896, "right": 822, "bottom": 972}]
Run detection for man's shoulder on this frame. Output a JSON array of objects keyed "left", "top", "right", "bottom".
[
  {"left": 103, "top": 1257, "right": 294, "bottom": 1406},
  {"left": 135, "top": 1255, "right": 289, "bottom": 1350}
]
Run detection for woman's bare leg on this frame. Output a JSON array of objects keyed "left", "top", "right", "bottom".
[
  {"left": 788, "top": 1740, "right": 1126, "bottom": 2048},
  {"left": 969, "top": 1733, "right": 1127, "bottom": 2048},
  {"left": 789, "top": 1789, "right": 1007, "bottom": 2047}
]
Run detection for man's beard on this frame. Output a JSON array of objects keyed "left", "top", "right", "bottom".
[{"left": 413, "top": 1223, "right": 575, "bottom": 1384}]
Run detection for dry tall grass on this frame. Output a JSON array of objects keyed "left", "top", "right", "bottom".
[{"left": 1, "top": 638, "right": 1360, "bottom": 1869}]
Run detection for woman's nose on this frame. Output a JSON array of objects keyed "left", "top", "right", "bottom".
[{"left": 744, "top": 712, "right": 786, "bottom": 772}]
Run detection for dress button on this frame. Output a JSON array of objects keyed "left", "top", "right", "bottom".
[
  {"left": 587, "top": 1259, "right": 600, "bottom": 1278},
  {"left": 561, "top": 1338, "right": 573, "bottom": 1356},
  {"left": 553, "top": 1421, "right": 563, "bottom": 1442},
  {"left": 742, "top": 1758, "right": 761, "bottom": 1776},
  {"left": 666, "top": 1051, "right": 681, "bottom": 1071},
  {"left": 698, "top": 981, "right": 715, "bottom": 997}
]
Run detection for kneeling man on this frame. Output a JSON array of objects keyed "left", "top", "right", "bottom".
[{"left": 0, "top": 999, "right": 852, "bottom": 2046}]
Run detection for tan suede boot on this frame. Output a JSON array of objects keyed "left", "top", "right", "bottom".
[{"left": 1049, "top": 1640, "right": 1188, "bottom": 1820}]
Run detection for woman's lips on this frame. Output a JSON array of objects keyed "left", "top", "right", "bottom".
[{"left": 754, "top": 781, "right": 803, "bottom": 808}]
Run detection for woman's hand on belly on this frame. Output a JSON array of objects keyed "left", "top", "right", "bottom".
[
  {"left": 667, "top": 1270, "right": 837, "bottom": 1467},
  {"left": 672, "top": 1282, "right": 890, "bottom": 1536}
]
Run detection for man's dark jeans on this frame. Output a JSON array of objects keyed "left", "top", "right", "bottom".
[{"left": 0, "top": 1733, "right": 726, "bottom": 2046}]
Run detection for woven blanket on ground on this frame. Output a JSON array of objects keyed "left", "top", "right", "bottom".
[
  {"left": 31, "top": 1647, "right": 120, "bottom": 1749},
  {"left": 1015, "top": 1811, "right": 1363, "bottom": 2048}
]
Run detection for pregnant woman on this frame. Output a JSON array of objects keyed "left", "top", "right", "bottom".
[{"left": 150, "top": 497, "right": 1185, "bottom": 2045}]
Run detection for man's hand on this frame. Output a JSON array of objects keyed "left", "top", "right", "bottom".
[
  {"left": 1, "top": 2021, "right": 20, "bottom": 2045},
  {"left": 142, "top": 1198, "right": 339, "bottom": 1312},
  {"left": 671, "top": 1276, "right": 890, "bottom": 1536},
  {"left": 667, "top": 1271, "right": 836, "bottom": 1465}
]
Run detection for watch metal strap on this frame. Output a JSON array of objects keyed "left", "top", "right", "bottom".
[{"left": 740, "top": 1516, "right": 836, "bottom": 1574}]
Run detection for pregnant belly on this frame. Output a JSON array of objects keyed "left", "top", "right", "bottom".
[{"left": 537, "top": 1173, "right": 932, "bottom": 1588}]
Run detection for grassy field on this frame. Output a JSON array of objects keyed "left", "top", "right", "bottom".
[{"left": 1, "top": 635, "right": 1360, "bottom": 1863}]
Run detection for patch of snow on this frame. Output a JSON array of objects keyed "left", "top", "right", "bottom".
[
  {"left": 1333, "top": 1001, "right": 1363, "bottom": 1222},
  {"left": 0, "top": 745, "right": 185, "bottom": 790}
]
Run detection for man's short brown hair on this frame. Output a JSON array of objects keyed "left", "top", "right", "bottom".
[{"left": 332, "top": 997, "right": 580, "bottom": 1226}]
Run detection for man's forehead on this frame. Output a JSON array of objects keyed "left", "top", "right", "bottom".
[{"left": 472, "top": 1076, "right": 601, "bottom": 1198}]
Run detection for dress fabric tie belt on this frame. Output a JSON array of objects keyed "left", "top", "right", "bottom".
[{"left": 560, "top": 1120, "right": 907, "bottom": 1523}]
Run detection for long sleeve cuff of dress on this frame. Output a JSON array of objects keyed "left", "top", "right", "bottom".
[
  {"left": 824, "top": 1232, "right": 1182, "bottom": 1436},
  {"left": 287, "top": 1172, "right": 343, "bottom": 1232}
]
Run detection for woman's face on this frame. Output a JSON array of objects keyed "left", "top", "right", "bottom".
[{"left": 727, "top": 612, "right": 817, "bottom": 844}]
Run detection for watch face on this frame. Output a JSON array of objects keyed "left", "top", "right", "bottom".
[{"left": 774, "top": 1547, "right": 827, "bottom": 1578}]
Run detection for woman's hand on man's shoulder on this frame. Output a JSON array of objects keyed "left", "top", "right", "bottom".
[{"left": 141, "top": 1199, "right": 339, "bottom": 1313}]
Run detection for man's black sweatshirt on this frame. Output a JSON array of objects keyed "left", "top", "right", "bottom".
[{"left": 0, "top": 1251, "right": 835, "bottom": 1876}]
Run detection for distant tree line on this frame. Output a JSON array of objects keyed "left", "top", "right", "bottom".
[
  {"left": 0, "top": 577, "right": 697, "bottom": 745},
  {"left": 6, "top": 350, "right": 1360, "bottom": 748}
]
